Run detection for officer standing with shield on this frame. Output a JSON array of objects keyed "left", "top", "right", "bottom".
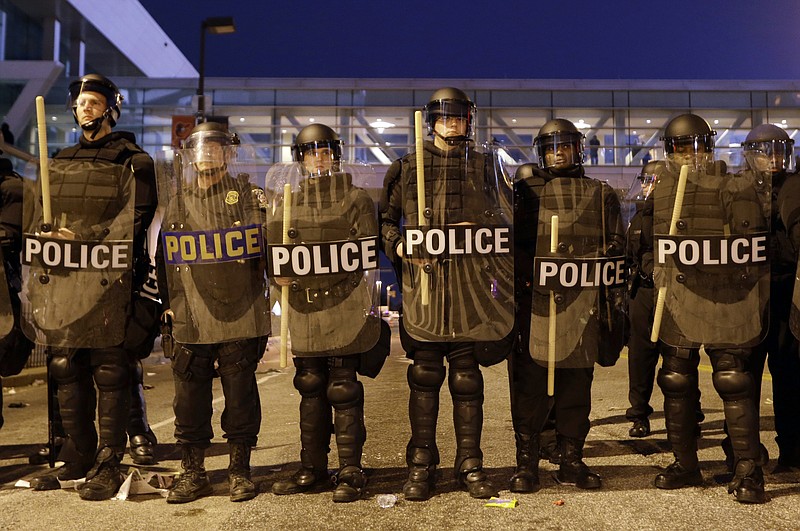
[
  {"left": 24, "top": 74, "right": 158, "bottom": 500},
  {"left": 644, "top": 114, "right": 769, "bottom": 503},
  {"left": 740, "top": 124, "right": 800, "bottom": 470},
  {"left": 268, "top": 124, "right": 387, "bottom": 503},
  {"left": 623, "top": 162, "right": 703, "bottom": 439},
  {"left": 380, "top": 88, "right": 514, "bottom": 500},
  {"left": 508, "top": 119, "right": 625, "bottom": 493},
  {"left": 156, "top": 122, "right": 270, "bottom": 503}
]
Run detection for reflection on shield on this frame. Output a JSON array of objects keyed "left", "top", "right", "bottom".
[
  {"left": 156, "top": 145, "right": 270, "bottom": 344},
  {"left": 20, "top": 160, "right": 134, "bottom": 347},
  {"left": 265, "top": 162, "right": 381, "bottom": 356},
  {"left": 653, "top": 165, "right": 770, "bottom": 348},
  {"left": 0, "top": 256, "right": 15, "bottom": 340},
  {"left": 401, "top": 142, "right": 514, "bottom": 342},
  {"left": 529, "top": 178, "right": 626, "bottom": 369}
]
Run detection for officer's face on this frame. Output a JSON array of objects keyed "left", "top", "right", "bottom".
[
  {"left": 670, "top": 139, "right": 711, "bottom": 168},
  {"left": 193, "top": 142, "right": 227, "bottom": 188},
  {"left": 544, "top": 142, "right": 579, "bottom": 169},
  {"left": 302, "top": 146, "right": 334, "bottom": 176},
  {"left": 434, "top": 116, "right": 468, "bottom": 139},
  {"left": 75, "top": 91, "right": 107, "bottom": 127}
]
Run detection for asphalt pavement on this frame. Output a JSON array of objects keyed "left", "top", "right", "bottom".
[{"left": 1, "top": 326, "right": 799, "bottom": 530}]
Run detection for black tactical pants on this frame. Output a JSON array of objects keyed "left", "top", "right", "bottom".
[
  {"left": 746, "top": 277, "right": 800, "bottom": 460},
  {"left": 406, "top": 343, "right": 485, "bottom": 476},
  {"left": 171, "top": 337, "right": 265, "bottom": 448},
  {"left": 626, "top": 287, "right": 703, "bottom": 424},
  {"left": 659, "top": 347, "right": 761, "bottom": 469},
  {"left": 49, "top": 346, "right": 131, "bottom": 462},
  {"left": 292, "top": 355, "right": 364, "bottom": 471},
  {"left": 509, "top": 347, "right": 593, "bottom": 442}
]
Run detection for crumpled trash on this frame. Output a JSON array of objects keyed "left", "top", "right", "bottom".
[
  {"left": 113, "top": 468, "right": 172, "bottom": 500},
  {"left": 484, "top": 497, "right": 518, "bottom": 508}
]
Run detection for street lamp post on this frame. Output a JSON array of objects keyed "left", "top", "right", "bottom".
[{"left": 197, "top": 16, "right": 236, "bottom": 123}]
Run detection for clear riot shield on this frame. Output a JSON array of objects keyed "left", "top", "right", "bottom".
[
  {"left": 529, "top": 177, "right": 626, "bottom": 368},
  {"left": 156, "top": 143, "right": 270, "bottom": 344},
  {"left": 652, "top": 162, "right": 770, "bottom": 348},
  {"left": 401, "top": 141, "right": 514, "bottom": 342},
  {"left": 265, "top": 162, "right": 381, "bottom": 356},
  {"left": 20, "top": 159, "right": 134, "bottom": 347}
]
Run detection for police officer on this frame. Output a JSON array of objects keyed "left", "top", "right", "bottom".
[
  {"left": 624, "top": 162, "right": 703, "bottom": 439},
  {"left": 380, "top": 88, "right": 510, "bottom": 500},
  {"left": 508, "top": 119, "right": 624, "bottom": 493},
  {"left": 740, "top": 124, "right": 800, "bottom": 470},
  {"left": 643, "top": 114, "right": 768, "bottom": 503},
  {"left": 270, "top": 124, "right": 384, "bottom": 503},
  {"left": 159, "top": 122, "right": 268, "bottom": 504},
  {"left": 28, "top": 74, "right": 158, "bottom": 500}
]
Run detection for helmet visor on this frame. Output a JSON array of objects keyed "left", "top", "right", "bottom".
[
  {"left": 744, "top": 139, "right": 795, "bottom": 173},
  {"left": 535, "top": 132, "right": 585, "bottom": 169},
  {"left": 424, "top": 99, "right": 476, "bottom": 140}
]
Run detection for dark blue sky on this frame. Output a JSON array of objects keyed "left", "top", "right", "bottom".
[{"left": 139, "top": 0, "right": 800, "bottom": 79}]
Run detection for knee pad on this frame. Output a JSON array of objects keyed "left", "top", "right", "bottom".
[
  {"left": 294, "top": 365, "right": 328, "bottom": 398},
  {"left": 449, "top": 367, "right": 483, "bottom": 401},
  {"left": 712, "top": 370, "right": 752, "bottom": 401},
  {"left": 408, "top": 360, "right": 446, "bottom": 392},
  {"left": 49, "top": 356, "right": 82, "bottom": 384},
  {"left": 327, "top": 378, "right": 363, "bottom": 409},
  {"left": 657, "top": 368, "right": 694, "bottom": 398},
  {"left": 94, "top": 363, "right": 129, "bottom": 392}
]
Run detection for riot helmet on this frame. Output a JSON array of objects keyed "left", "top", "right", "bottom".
[
  {"left": 743, "top": 123, "right": 794, "bottom": 174},
  {"left": 424, "top": 87, "right": 476, "bottom": 144},
  {"left": 661, "top": 114, "right": 716, "bottom": 172},
  {"left": 534, "top": 119, "right": 585, "bottom": 173},
  {"left": 68, "top": 74, "right": 124, "bottom": 138},
  {"left": 291, "top": 123, "right": 343, "bottom": 177},
  {"left": 636, "top": 160, "right": 661, "bottom": 200},
  {"left": 183, "top": 121, "right": 240, "bottom": 186}
]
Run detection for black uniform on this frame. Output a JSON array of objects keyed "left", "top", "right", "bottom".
[
  {"left": 509, "top": 163, "right": 623, "bottom": 491},
  {"left": 380, "top": 139, "right": 506, "bottom": 500},
  {"left": 625, "top": 201, "right": 703, "bottom": 434},
  {"left": 162, "top": 172, "right": 267, "bottom": 450},
  {"left": 642, "top": 161, "right": 768, "bottom": 500},
  {"left": 0, "top": 157, "right": 33, "bottom": 428},
  {"left": 272, "top": 170, "right": 382, "bottom": 502},
  {"left": 46, "top": 131, "right": 157, "bottom": 472},
  {"left": 750, "top": 169, "right": 800, "bottom": 468}
]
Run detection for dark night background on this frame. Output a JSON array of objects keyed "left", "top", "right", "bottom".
[{"left": 138, "top": 0, "right": 800, "bottom": 80}]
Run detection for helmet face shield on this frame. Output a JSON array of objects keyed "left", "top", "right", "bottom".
[
  {"left": 67, "top": 76, "right": 123, "bottom": 130},
  {"left": 424, "top": 98, "right": 476, "bottom": 142},
  {"left": 743, "top": 139, "right": 794, "bottom": 173},
  {"left": 534, "top": 131, "right": 585, "bottom": 170},
  {"left": 292, "top": 139, "right": 343, "bottom": 178},
  {"left": 663, "top": 135, "right": 715, "bottom": 173}
]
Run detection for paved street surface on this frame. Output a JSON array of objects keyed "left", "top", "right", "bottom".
[{"left": 1, "top": 325, "right": 799, "bottom": 530}]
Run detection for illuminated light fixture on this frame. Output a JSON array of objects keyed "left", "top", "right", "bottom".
[
  {"left": 773, "top": 122, "right": 789, "bottom": 129},
  {"left": 713, "top": 119, "right": 719, "bottom": 125},
  {"left": 574, "top": 119, "right": 590, "bottom": 129},
  {"left": 239, "top": 117, "right": 245, "bottom": 122},
  {"left": 281, "top": 129, "right": 287, "bottom": 134},
  {"left": 729, "top": 142, "right": 741, "bottom": 147},
  {"left": 71, "top": 127, "right": 77, "bottom": 132},
  {"left": 782, "top": 119, "right": 787, "bottom": 124},
  {"left": 369, "top": 118, "right": 396, "bottom": 134},
  {"left": 51, "top": 116, "right": 57, "bottom": 121},
  {"left": 511, "top": 118, "right": 517, "bottom": 123},
  {"left": 646, "top": 119, "right": 651, "bottom": 124},
  {"left": 632, "top": 130, "right": 637, "bottom": 135},
  {"left": 309, "top": 118, "right": 315, "bottom": 123}
]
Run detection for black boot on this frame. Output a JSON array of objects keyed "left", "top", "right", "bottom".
[
  {"left": 229, "top": 443, "right": 256, "bottom": 502},
  {"left": 333, "top": 465, "right": 367, "bottom": 503},
  {"left": 458, "top": 457, "right": 499, "bottom": 499},
  {"left": 129, "top": 432, "right": 156, "bottom": 466},
  {"left": 555, "top": 436, "right": 601, "bottom": 489},
  {"left": 509, "top": 433, "right": 540, "bottom": 493},
  {"left": 728, "top": 459, "right": 766, "bottom": 504},
  {"left": 78, "top": 447, "right": 123, "bottom": 501},
  {"left": 167, "top": 445, "right": 213, "bottom": 504},
  {"left": 403, "top": 447, "right": 437, "bottom": 501},
  {"left": 654, "top": 459, "right": 703, "bottom": 489},
  {"left": 31, "top": 459, "right": 92, "bottom": 491},
  {"left": 272, "top": 394, "right": 331, "bottom": 495}
]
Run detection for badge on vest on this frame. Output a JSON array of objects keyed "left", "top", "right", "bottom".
[{"left": 225, "top": 190, "right": 239, "bottom": 205}]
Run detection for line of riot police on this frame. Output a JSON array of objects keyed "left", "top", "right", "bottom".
[{"left": 2, "top": 77, "right": 799, "bottom": 507}]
